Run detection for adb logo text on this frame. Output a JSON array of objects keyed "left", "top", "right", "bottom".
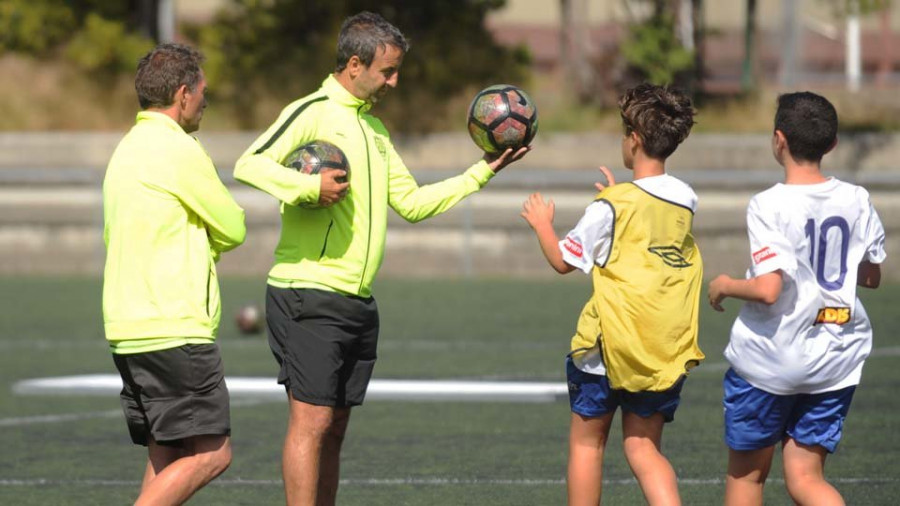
[{"left": 814, "top": 307, "right": 851, "bottom": 325}]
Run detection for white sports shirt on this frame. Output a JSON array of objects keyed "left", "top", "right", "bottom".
[
  {"left": 725, "top": 178, "right": 886, "bottom": 395},
  {"left": 561, "top": 174, "right": 698, "bottom": 375}
]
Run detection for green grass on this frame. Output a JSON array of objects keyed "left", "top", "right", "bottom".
[{"left": 0, "top": 277, "right": 898, "bottom": 505}]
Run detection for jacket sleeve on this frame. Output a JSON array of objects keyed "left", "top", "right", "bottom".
[
  {"left": 387, "top": 139, "right": 495, "bottom": 223},
  {"left": 173, "top": 140, "right": 246, "bottom": 254},
  {"left": 233, "top": 100, "right": 322, "bottom": 206}
]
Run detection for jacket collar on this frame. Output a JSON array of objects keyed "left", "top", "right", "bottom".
[
  {"left": 322, "top": 74, "right": 371, "bottom": 113},
  {"left": 135, "top": 110, "right": 185, "bottom": 133}
]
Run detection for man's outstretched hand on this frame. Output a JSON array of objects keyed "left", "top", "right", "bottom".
[{"left": 485, "top": 146, "right": 531, "bottom": 173}]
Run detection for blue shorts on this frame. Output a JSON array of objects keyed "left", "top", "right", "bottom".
[
  {"left": 566, "top": 357, "right": 684, "bottom": 422},
  {"left": 723, "top": 368, "right": 855, "bottom": 453}
]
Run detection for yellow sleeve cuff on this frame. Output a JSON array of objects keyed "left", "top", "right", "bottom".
[{"left": 465, "top": 159, "right": 495, "bottom": 188}]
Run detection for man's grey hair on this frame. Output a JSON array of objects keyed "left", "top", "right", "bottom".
[
  {"left": 135, "top": 43, "right": 205, "bottom": 110},
  {"left": 335, "top": 11, "right": 409, "bottom": 72}
]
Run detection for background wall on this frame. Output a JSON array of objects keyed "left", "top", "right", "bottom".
[{"left": 3, "top": 131, "right": 897, "bottom": 280}]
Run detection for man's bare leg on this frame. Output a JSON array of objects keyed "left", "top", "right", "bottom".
[
  {"left": 283, "top": 393, "right": 352, "bottom": 506},
  {"left": 136, "top": 435, "right": 231, "bottom": 506}
]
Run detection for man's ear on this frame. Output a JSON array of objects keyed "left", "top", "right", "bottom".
[
  {"left": 346, "top": 55, "right": 363, "bottom": 79},
  {"left": 173, "top": 84, "right": 188, "bottom": 110}
]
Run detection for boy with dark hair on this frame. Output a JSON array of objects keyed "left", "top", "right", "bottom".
[
  {"left": 708, "top": 91, "right": 885, "bottom": 506},
  {"left": 522, "top": 83, "right": 703, "bottom": 505}
]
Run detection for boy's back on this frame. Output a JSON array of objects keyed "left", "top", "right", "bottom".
[
  {"left": 567, "top": 174, "right": 704, "bottom": 392},
  {"left": 521, "top": 82, "right": 699, "bottom": 506},
  {"left": 726, "top": 178, "right": 885, "bottom": 395},
  {"left": 709, "top": 90, "right": 886, "bottom": 506}
]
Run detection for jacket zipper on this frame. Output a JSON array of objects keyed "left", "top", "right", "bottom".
[
  {"left": 318, "top": 219, "right": 334, "bottom": 259},
  {"left": 356, "top": 104, "right": 372, "bottom": 294}
]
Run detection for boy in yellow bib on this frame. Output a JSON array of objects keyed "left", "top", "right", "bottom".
[{"left": 522, "top": 83, "right": 704, "bottom": 506}]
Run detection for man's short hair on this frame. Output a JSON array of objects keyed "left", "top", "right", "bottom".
[
  {"left": 774, "top": 92, "right": 838, "bottom": 163},
  {"left": 619, "top": 83, "right": 696, "bottom": 160},
  {"left": 135, "top": 43, "right": 205, "bottom": 110},
  {"left": 335, "top": 11, "right": 409, "bottom": 72}
]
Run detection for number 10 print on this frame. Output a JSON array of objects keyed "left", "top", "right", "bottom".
[{"left": 805, "top": 217, "right": 850, "bottom": 291}]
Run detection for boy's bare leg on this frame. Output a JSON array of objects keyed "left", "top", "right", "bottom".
[
  {"left": 136, "top": 435, "right": 232, "bottom": 506},
  {"left": 725, "top": 445, "right": 775, "bottom": 506},
  {"left": 621, "top": 412, "right": 680, "bottom": 506},
  {"left": 782, "top": 438, "right": 844, "bottom": 506},
  {"left": 567, "top": 412, "right": 613, "bottom": 506}
]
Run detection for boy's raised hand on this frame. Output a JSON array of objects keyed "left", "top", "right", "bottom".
[
  {"left": 521, "top": 192, "right": 555, "bottom": 229},
  {"left": 595, "top": 166, "right": 616, "bottom": 192}
]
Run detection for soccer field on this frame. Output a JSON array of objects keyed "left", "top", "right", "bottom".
[{"left": 1, "top": 277, "right": 898, "bottom": 505}]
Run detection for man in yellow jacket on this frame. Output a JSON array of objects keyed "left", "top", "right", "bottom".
[
  {"left": 235, "top": 11, "right": 527, "bottom": 506},
  {"left": 103, "top": 43, "right": 245, "bottom": 505}
]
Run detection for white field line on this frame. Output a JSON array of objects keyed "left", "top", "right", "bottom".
[
  {"left": 0, "top": 399, "right": 272, "bottom": 428},
  {"left": 0, "top": 409, "right": 121, "bottom": 427},
  {"left": 12, "top": 376, "right": 570, "bottom": 402},
  {"left": 8, "top": 345, "right": 900, "bottom": 386},
  {"left": 5, "top": 347, "right": 900, "bottom": 427},
  {"left": 0, "top": 476, "right": 896, "bottom": 487}
]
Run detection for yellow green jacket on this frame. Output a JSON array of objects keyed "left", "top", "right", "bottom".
[
  {"left": 572, "top": 184, "right": 704, "bottom": 391},
  {"left": 103, "top": 111, "right": 246, "bottom": 353},
  {"left": 235, "top": 75, "right": 494, "bottom": 297}
]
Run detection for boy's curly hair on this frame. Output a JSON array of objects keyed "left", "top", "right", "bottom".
[{"left": 619, "top": 84, "right": 695, "bottom": 159}]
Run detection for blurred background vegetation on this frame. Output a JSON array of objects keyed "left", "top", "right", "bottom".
[
  {"left": 0, "top": 0, "right": 531, "bottom": 132},
  {"left": 0, "top": 0, "right": 898, "bottom": 133}
]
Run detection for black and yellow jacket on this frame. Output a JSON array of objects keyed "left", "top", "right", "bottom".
[{"left": 235, "top": 75, "right": 494, "bottom": 297}]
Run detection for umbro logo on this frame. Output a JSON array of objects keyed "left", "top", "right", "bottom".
[{"left": 648, "top": 246, "right": 692, "bottom": 268}]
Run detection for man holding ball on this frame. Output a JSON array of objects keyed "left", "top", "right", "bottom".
[{"left": 234, "top": 11, "right": 529, "bottom": 505}]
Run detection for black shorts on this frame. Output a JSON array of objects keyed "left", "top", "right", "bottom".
[
  {"left": 112, "top": 344, "right": 230, "bottom": 447},
  {"left": 266, "top": 286, "right": 379, "bottom": 407}
]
